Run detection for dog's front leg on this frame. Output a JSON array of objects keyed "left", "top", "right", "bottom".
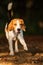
[
  {"left": 8, "top": 39, "right": 14, "bottom": 55},
  {"left": 18, "top": 35, "right": 28, "bottom": 51},
  {"left": 15, "top": 40, "right": 19, "bottom": 52}
]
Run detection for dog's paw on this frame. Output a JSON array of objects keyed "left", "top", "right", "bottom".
[
  {"left": 15, "top": 49, "right": 19, "bottom": 53},
  {"left": 9, "top": 52, "right": 14, "bottom": 56},
  {"left": 24, "top": 46, "right": 28, "bottom": 51}
]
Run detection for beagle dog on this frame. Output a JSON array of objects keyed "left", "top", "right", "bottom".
[{"left": 5, "top": 18, "right": 28, "bottom": 55}]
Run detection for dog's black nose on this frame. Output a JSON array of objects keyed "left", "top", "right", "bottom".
[{"left": 17, "top": 28, "right": 20, "bottom": 31}]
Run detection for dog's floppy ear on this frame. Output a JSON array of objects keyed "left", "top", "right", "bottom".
[
  {"left": 8, "top": 20, "right": 14, "bottom": 31},
  {"left": 21, "top": 20, "right": 26, "bottom": 31},
  {"left": 22, "top": 24, "right": 26, "bottom": 31}
]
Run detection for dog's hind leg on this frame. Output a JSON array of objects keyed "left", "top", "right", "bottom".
[{"left": 15, "top": 40, "right": 19, "bottom": 52}]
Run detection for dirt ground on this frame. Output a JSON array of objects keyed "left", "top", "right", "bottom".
[{"left": 0, "top": 35, "right": 43, "bottom": 65}]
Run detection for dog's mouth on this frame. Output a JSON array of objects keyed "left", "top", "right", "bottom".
[
  {"left": 13, "top": 28, "right": 21, "bottom": 35},
  {"left": 17, "top": 31, "right": 20, "bottom": 34}
]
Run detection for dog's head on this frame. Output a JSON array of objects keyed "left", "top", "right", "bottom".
[{"left": 8, "top": 19, "right": 26, "bottom": 33}]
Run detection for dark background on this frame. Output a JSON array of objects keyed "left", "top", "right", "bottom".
[
  {"left": 0, "top": 1, "right": 43, "bottom": 64},
  {"left": 0, "top": 0, "right": 43, "bottom": 35}
]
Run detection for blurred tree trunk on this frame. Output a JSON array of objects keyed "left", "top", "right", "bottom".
[{"left": 15, "top": 0, "right": 26, "bottom": 18}]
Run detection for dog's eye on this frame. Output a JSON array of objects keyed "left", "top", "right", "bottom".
[{"left": 14, "top": 24, "right": 17, "bottom": 26}]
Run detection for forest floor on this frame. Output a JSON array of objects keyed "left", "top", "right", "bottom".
[{"left": 0, "top": 34, "right": 43, "bottom": 65}]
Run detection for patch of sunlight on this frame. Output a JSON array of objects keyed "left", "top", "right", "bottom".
[
  {"left": 0, "top": 52, "right": 8, "bottom": 57},
  {"left": 0, "top": 62, "right": 15, "bottom": 65}
]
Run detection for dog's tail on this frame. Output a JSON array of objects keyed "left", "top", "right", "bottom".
[{"left": 5, "top": 23, "right": 8, "bottom": 39}]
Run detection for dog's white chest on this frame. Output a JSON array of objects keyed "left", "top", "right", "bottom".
[{"left": 8, "top": 31, "right": 16, "bottom": 40}]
